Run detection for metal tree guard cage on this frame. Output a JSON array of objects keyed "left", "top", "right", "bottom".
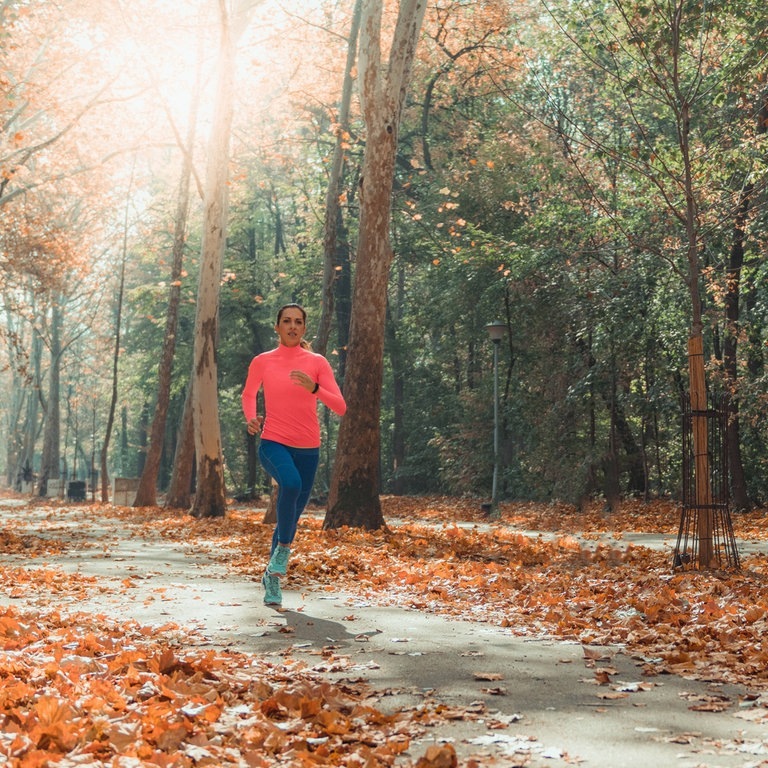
[{"left": 674, "top": 393, "right": 740, "bottom": 571}]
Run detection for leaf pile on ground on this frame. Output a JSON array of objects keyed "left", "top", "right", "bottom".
[
  {"left": 0, "top": 526, "right": 66, "bottom": 557},
  {"left": 134, "top": 495, "right": 768, "bottom": 692},
  {"left": 0, "top": 603, "right": 462, "bottom": 768},
  {"left": 0, "top": 565, "right": 100, "bottom": 604},
  {"left": 5, "top": 492, "right": 768, "bottom": 766},
  {"left": 381, "top": 496, "right": 680, "bottom": 534}
]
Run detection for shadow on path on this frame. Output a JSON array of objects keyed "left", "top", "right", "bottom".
[{"left": 267, "top": 608, "right": 364, "bottom": 648}]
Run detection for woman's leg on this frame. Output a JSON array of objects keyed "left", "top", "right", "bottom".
[
  {"left": 258, "top": 443, "right": 319, "bottom": 603},
  {"left": 258, "top": 440, "right": 302, "bottom": 548},
  {"left": 264, "top": 446, "right": 320, "bottom": 553},
  {"left": 284, "top": 447, "right": 320, "bottom": 542}
]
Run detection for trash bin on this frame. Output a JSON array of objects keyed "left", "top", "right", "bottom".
[{"left": 67, "top": 480, "right": 87, "bottom": 501}]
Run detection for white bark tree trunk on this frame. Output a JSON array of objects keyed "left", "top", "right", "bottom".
[{"left": 190, "top": 0, "right": 255, "bottom": 517}]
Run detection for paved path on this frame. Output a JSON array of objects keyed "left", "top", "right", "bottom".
[{"left": 2, "top": 499, "right": 767, "bottom": 767}]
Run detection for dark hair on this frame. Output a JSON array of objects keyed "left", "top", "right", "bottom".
[
  {"left": 276, "top": 303, "right": 307, "bottom": 324},
  {"left": 276, "top": 303, "right": 311, "bottom": 350}
]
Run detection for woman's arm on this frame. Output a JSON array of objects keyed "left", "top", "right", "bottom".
[
  {"left": 290, "top": 358, "right": 346, "bottom": 416},
  {"left": 314, "top": 358, "right": 346, "bottom": 416},
  {"left": 241, "top": 357, "right": 264, "bottom": 432}
]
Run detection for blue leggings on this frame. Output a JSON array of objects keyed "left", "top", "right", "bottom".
[{"left": 258, "top": 439, "right": 319, "bottom": 554}]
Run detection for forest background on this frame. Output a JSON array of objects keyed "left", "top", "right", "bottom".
[{"left": 2, "top": 0, "right": 768, "bottom": 519}]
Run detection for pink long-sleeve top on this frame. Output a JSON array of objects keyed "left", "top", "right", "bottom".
[{"left": 241, "top": 344, "right": 346, "bottom": 448}]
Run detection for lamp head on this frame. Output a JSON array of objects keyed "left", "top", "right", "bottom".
[{"left": 485, "top": 320, "right": 506, "bottom": 343}]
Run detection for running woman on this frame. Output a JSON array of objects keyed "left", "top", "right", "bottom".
[{"left": 241, "top": 303, "right": 346, "bottom": 605}]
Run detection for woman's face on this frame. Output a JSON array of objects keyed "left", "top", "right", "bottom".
[{"left": 275, "top": 306, "right": 306, "bottom": 347}]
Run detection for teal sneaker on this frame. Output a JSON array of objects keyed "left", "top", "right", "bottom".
[
  {"left": 267, "top": 544, "right": 291, "bottom": 576},
  {"left": 262, "top": 570, "right": 282, "bottom": 605}
]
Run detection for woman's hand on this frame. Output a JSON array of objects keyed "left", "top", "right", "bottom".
[
  {"left": 290, "top": 369, "right": 316, "bottom": 392},
  {"left": 246, "top": 416, "right": 264, "bottom": 435}
]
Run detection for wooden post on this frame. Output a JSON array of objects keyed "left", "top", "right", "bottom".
[{"left": 688, "top": 334, "right": 713, "bottom": 567}]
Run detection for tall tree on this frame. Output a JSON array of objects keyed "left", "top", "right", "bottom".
[
  {"left": 37, "top": 295, "right": 63, "bottom": 497},
  {"left": 1, "top": 188, "right": 106, "bottom": 497},
  {"left": 134, "top": 67, "right": 201, "bottom": 507},
  {"left": 101, "top": 167, "right": 132, "bottom": 502},
  {"left": 315, "top": 0, "right": 362, "bottom": 357},
  {"left": 190, "top": 0, "right": 255, "bottom": 518},
  {"left": 717, "top": 86, "right": 768, "bottom": 511},
  {"left": 325, "top": 0, "right": 427, "bottom": 530},
  {"left": 2, "top": 292, "right": 41, "bottom": 487},
  {"left": 536, "top": 0, "right": 766, "bottom": 564}
]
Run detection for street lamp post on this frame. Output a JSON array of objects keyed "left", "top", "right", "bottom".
[{"left": 485, "top": 320, "right": 507, "bottom": 517}]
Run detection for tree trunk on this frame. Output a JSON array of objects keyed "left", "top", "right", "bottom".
[
  {"left": 688, "top": 333, "right": 713, "bottom": 566},
  {"left": 598, "top": 377, "right": 645, "bottom": 497},
  {"left": 315, "top": 0, "right": 362, "bottom": 356},
  {"left": 11, "top": 325, "right": 43, "bottom": 490},
  {"left": 683, "top": 88, "right": 712, "bottom": 561},
  {"left": 101, "top": 162, "right": 132, "bottom": 502},
  {"left": 603, "top": 370, "right": 621, "bottom": 513},
  {"left": 119, "top": 406, "right": 129, "bottom": 475},
  {"left": 334, "top": 210, "right": 353, "bottom": 382},
  {"left": 21, "top": 329, "right": 43, "bottom": 482},
  {"left": 722, "top": 186, "right": 752, "bottom": 511},
  {"left": 3, "top": 303, "right": 30, "bottom": 487},
  {"left": 388, "top": 264, "right": 406, "bottom": 494},
  {"left": 165, "top": 379, "right": 196, "bottom": 509},
  {"left": 680, "top": 83, "right": 713, "bottom": 566},
  {"left": 325, "top": 0, "right": 427, "bottom": 530},
  {"left": 719, "top": 90, "right": 767, "bottom": 511},
  {"left": 134, "top": 86, "right": 198, "bottom": 507},
  {"left": 38, "top": 297, "right": 62, "bottom": 497},
  {"left": 190, "top": 0, "right": 253, "bottom": 518}
]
